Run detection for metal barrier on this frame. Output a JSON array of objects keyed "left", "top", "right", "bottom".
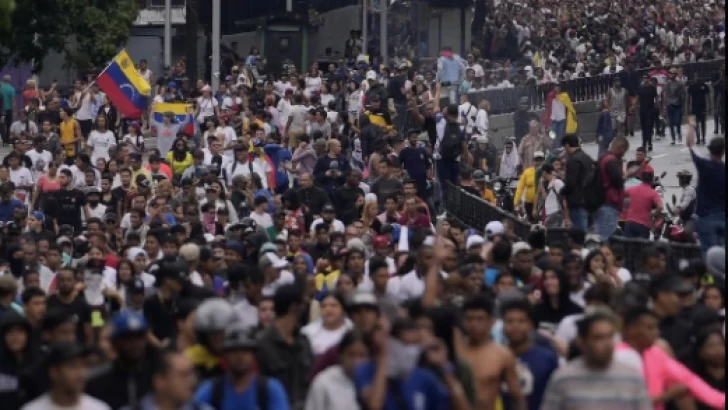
[
  {"left": 439, "top": 59, "right": 725, "bottom": 115},
  {"left": 443, "top": 182, "right": 703, "bottom": 272}
]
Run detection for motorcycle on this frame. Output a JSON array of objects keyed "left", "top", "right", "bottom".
[
  {"left": 653, "top": 194, "right": 694, "bottom": 243},
  {"left": 493, "top": 177, "right": 518, "bottom": 214}
]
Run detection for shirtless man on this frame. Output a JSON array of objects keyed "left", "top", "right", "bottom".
[{"left": 457, "top": 295, "right": 526, "bottom": 410}]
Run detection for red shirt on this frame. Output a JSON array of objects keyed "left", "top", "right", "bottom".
[
  {"left": 625, "top": 183, "right": 661, "bottom": 228},
  {"left": 397, "top": 212, "right": 430, "bottom": 228}
]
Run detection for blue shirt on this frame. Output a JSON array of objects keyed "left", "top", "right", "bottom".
[
  {"left": 503, "top": 345, "right": 559, "bottom": 410},
  {"left": 399, "top": 146, "right": 428, "bottom": 182},
  {"left": 195, "top": 375, "right": 290, "bottom": 410},
  {"left": 691, "top": 149, "right": 725, "bottom": 216},
  {"left": 0, "top": 198, "right": 23, "bottom": 222},
  {"left": 354, "top": 362, "right": 449, "bottom": 410}
]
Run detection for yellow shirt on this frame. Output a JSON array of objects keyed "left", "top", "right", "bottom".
[
  {"left": 514, "top": 167, "right": 537, "bottom": 206},
  {"left": 166, "top": 151, "right": 194, "bottom": 175},
  {"left": 315, "top": 268, "right": 340, "bottom": 292},
  {"left": 482, "top": 188, "right": 496, "bottom": 205},
  {"left": 59, "top": 119, "right": 77, "bottom": 157}
]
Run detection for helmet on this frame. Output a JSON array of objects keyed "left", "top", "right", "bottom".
[
  {"left": 194, "top": 298, "right": 237, "bottom": 333},
  {"left": 472, "top": 169, "right": 487, "bottom": 182},
  {"left": 676, "top": 170, "right": 693, "bottom": 182},
  {"left": 223, "top": 321, "right": 257, "bottom": 351}
]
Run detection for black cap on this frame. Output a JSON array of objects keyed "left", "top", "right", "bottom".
[
  {"left": 322, "top": 203, "right": 335, "bottom": 213},
  {"left": 129, "top": 277, "right": 145, "bottom": 294},
  {"left": 46, "top": 342, "right": 87, "bottom": 368},
  {"left": 446, "top": 104, "right": 459, "bottom": 117},
  {"left": 650, "top": 274, "right": 693, "bottom": 296},
  {"left": 129, "top": 152, "right": 142, "bottom": 161}
]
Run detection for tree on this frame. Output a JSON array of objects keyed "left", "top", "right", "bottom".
[
  {"left": 0, "top": 0, "right": 15, "bottom": 32},
  {"left": 0, "top": 0, "right": 137, "bottom": 72}
]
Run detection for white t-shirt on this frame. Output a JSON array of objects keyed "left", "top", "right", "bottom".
[
  {"left": 122, "top": 134, "right": 145, "bottom": 151},
  {"left": 396, "top": 269, "right": 448, "bottom": 302},
  {"left": 458, "top": 102, "right": 477, "bottom": 134},
  {"left": 223, "top": 160, "right": 270, "bottom": 189},
  {"left": 60, "top": 165, "right": 101, "bottom": 189},
  {"left": 551, "top": 98, "right": 566, "bottom": 121},
  {"left": 544, "top": 179, "right": 565, "bottom": 216},
  {"left": 277, "top": 98, "right": 292, "bottom": 129},
  {"left": 21, "top": 394, "right": 111, "bottom": 410},
  {"left": 26, "top": 149, "right": 53, "bottom": 180},
  {"left": 75, "top": 93, "right": 96, "bottom": 121},
  {"left": 196, "top": 96, "right": 218, "bottom": 123},
  {"left": 250, "top": 211, "right": 273, "bottom": 229},
  {"left": 305, "top": 76, "right": 323, "bottom": 98},
  {"left": 288, "top": 105, "right": 308, "bottom": 133},
  {"left": 302, "top": 319, "right": 354, "bottom": 355},
  {"left": 9, "top": 166, "right": 34, "bottom": 204},
  {"left": 88, "top": 130, "right": 117, "bottom": 164},
  {"left": 468, "top": 63, "right": 485, "bottom": 78},
  {"left": 262, "top": 270, "right": 295, "bottom": 296}
]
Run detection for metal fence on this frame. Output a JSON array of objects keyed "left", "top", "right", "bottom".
[
  {"left": 447, "top": 59, "right": 725, "bottom": 115},
  {"left": 443, "top": 183, "right": 703, "bottom": 272}
]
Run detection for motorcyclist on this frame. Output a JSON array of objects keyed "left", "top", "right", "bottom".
[
  {"left": 185, "top": 298, "right": 237, "bottom": 381},
  {"left": 673, "top": 170, "right": 697, "bottom": 230},
  {"left": 472, "top": 169, "right": 496, "bottom": 205}
]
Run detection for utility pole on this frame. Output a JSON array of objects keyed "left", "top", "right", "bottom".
[
  {"left": 362, "top": 0, "right": 368, "bottom": 57},
  {"left": 164, "top": 0, "right": 172, "bottom": 68},
  {"left": 380, "top": 0, "right": 387, "bottom": 65},
  {"left": 185, "top": 0, "right": 198, "bottom": 84},
  {"left": 211, "top": 0, "right": 220, "bottom": 90}
]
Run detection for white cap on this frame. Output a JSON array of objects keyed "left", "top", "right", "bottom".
[
  {"left": 476, "top": 134, "right": 488, "bottom": 144},
  {"left": 466, "top": 235, "right": 485, "bottom": 249},
  {"left": 534, "top": 151, "right": 545, "bottom": 159},
  {"left": 366, "top": 70, "right": 377, "bottom": 80},
  {"left": 201, "top": 84, "right": 212, "bottom": 92},
  {"left": 260, "top": 253, "right": 289, "bottom": 269},
  {"left": 365, "top": 193, "right": 378, "bottom": 203},
  {"left": 512, "top": 241, "right": 532, "bottom": 256},
  {"left": 484, "top": 221, "right": 505, "bottom": 237}
]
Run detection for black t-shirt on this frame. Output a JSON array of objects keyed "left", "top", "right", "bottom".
[
  {"left": 638, "top": 85, "right": 657, "bottom": 112},
  {"left": 52, "top": 188, "right": 86, "bottom": 232},
  {"left": 101, "top": 191, "right": 121, "bottom": 216},
  {"left": 688, "top": 83, "right": 709, "bottom": 113},
  {"left": 387, "top": 75, "right": 407, "bottom": 105},
  {"left": 143, "top": 294, "right": 178, "bottom": 342},
  {"left": 46, "top": 294, "right": 92, "bottom": 343}
]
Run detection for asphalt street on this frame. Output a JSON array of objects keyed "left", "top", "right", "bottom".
[{"left": 0, "top": 120, "right": 722, "bottom": 206}]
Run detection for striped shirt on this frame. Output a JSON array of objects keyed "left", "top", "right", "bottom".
[{"left": 541, "top": 357, "right": 652, "bottom": 410}]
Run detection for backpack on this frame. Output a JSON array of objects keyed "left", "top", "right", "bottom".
[
  {"left": 210, "top": 375, "right": 269, "bottom": 410},
  {"left": 582, "top": 154, "right": 605, "bottom": 212},
  {"left": 440, "top": 122, "right": 463, "bottom": 160}
]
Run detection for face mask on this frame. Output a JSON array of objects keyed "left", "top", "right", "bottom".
[{"left": 386, "top": 338, "right": 422, "bottom": 378}]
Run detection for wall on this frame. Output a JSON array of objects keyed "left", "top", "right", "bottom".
[
  {"left": 427, "top": 8, "right": 472, "bottom": 56},
  {"left": 309, "top": 5, "right": 362, "bottom": 58},
  {"left": 222, "top": 31, "right": 263, "bottom": 59}
]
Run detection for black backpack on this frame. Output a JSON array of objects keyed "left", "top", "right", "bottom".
[
  {"left": 582, "top": 154, "right": 606, "bottom": 212},
  {"left": 440, "top": 122, "right": 463, "bottom": 160},
  {"left": 210, "top": 375, "right": 268, "bottom": 410}
]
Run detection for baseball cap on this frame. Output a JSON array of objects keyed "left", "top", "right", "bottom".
[
  {"left": 322, "top": 203, "right": 335, "bottom": 213},
  {"left": 372, "top": 235, "right": 390, "bottom": 249},
  {"left": 349, "top": 290, "right": 379, "bottom": 310},
  {"left": 650, "top": 274, "right": 693, "bottom": 296},
  {"left": 45, "top": 342, "right": 87, "bottom": 368},
  {"left": 466, "top": 235, "right": 485, "bottom": 249},
  {"left": 484, "top": 221, "right": 505, "bottom": 237},
  {"left": 129, "top": 277, "right": 145, "bottom": 294},
  {"left": 30, "top": 211, "right": 45, "bottom": 222},
  {"left": 259, "top": 253, "right": 288, "bottom": 270},
  {"left": 259, "top": 242, "right": 279, "bottom": 255},
  {"left": 129, "top": 152, "right": 142, "bottom": 161},
  {"left": 224, "top": 322, "right": 257, "bottom": 350},
  {"left": 365, "top": 70, "right": 377, "bottom": 80},
  {"left": 110, "top": 311, "right": 148, "bottom": 338},
  {"left": 533, "top": 151, "right": 545, "bottom": 159},
  {"left": 511, "top": 242, "right": 532, "bottom": 256}
]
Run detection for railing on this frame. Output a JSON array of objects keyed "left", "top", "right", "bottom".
[
  {"left": 443, "top": 183, "right": 703, "bottom": 273},
  {"left": 438, "top": 59, "right": 725, "bottom": 115}
]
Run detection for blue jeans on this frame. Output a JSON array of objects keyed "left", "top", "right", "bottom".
[
  {"left": 569, "top": 207, "right": 589, "bottom": 232},
  {"left": 667, "top": 104, "right": 683, "bottom": 141},
  {"left": 595, "top": 205, "right": 621, "bottom": 241},
  {"left": 624, "top": 221, "right": 651, "bottom": 239},
  {"left": 551, "top": 120, "right": 566, "bottom": 149},
  {"left": 696, "top": 212, "right": 726, "bottom": 255},
  {"left": 437, "top": 159, "right": 460, "bottom": 190}
]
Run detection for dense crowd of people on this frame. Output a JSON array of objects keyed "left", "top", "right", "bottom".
[{"left": 0, "top": 4, "right": 725, "bottom": 408}]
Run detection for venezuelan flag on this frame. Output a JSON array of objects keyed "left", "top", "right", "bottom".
[
  {"left": 248, "top": 141, "right": 277, "bottom": 191},
  {"left": 95, "top": 50, "right": 151, "bottom": 119},
  {"left": 152, "top": 102, "right": 197, "bottom": 136}
]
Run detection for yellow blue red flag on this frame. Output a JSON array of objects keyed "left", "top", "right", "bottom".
[{"left": 95, "top": 50, "right": 151, "bottom": 119}]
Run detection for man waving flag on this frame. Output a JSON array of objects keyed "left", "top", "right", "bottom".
[{"left": 95, "top": 50, "right": 151, "bottom": 119}]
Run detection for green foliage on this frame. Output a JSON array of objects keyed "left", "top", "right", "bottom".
[
  {"left": 0, "top": 0, "right": 15, "bottom": 32},
  {"left": 0, "top": 0, "right": 137, "bottom": 72}
]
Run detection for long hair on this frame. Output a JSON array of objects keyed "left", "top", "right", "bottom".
[{"left": 171, "top": 138, "right": 188, "bottom": 162}]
